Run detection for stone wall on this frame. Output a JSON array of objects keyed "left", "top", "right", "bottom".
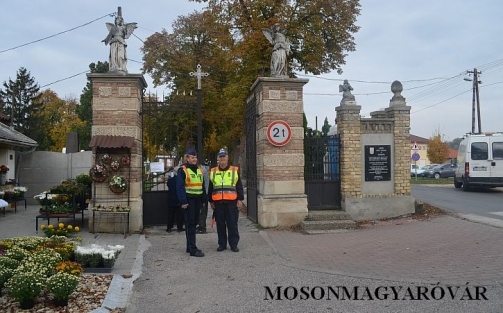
[{"left": 336, "top": 81, "right": 414, "bottom": 220}]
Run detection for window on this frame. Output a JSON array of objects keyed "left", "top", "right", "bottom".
[
  {"left": 493, "top": 142, "right": 503, "bottom": 160},
  {"left": 471, "top": 142, "right": 488, "bottom": 160}
]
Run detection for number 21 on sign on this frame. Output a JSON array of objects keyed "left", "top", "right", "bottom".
[{"left": 266, "top": 120, "right": 292, "bottom": 146}]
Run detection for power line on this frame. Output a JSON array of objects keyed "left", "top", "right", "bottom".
[
  {"left": 40, "top": 70, "right": 90, "bottom": 88},
  {"left": 0, "top": 13, "right": 114, "bottom": 54}
]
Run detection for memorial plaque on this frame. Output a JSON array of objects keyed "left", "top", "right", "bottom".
[{"left": 364, "top": 145, "right": 391, "bottom": 181}]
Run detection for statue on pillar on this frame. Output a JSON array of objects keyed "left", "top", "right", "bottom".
[
  {"left": 102, "top": 7, "right": 137, "bottom": 74},
  {"left": 262, "top": 24, "right": 291, "bottom": 78},
  {"left": 339, "top": 79, "right": 356, "bottom": 105}
]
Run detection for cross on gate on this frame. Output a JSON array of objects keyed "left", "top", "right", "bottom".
[{"left": 189, "top": 64, "right": 209, "bottom": 90}]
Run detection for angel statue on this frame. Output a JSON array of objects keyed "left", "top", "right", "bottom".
[
  {"left": 339, "top": 79, "right": 356, "bottom": 105},
  {"left": 102, "top": 12, "right": 137, "bottom": 73},
  {"left": 262, "top": 24, "right": 291, "bottom": 77}
]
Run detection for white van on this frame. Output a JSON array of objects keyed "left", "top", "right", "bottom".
[{"left": 454, "top": 133, "right": 503, "bottom": 190}]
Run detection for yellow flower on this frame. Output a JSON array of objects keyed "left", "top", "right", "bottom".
[
  {"left": 67, "top": 225, "right": 73, "bottom": 230},
  {"left": 74, "top": 226, "right": 80, "bottom": 232},
  {"left": 40, "top": 224, "right": 46, "bottom": 230},
  {"left": 48, "top": 224, "right": 54, "bottom": 229},
  {"left": 58, "top": 223, "right": 64, "bottom": 229}
]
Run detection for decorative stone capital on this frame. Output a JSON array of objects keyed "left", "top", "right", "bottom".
[{"left": 389, "top": 80, "right": 406, "bottom": 106}]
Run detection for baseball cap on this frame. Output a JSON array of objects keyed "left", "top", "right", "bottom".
[
  {"left": 217, "top": 148, "right": 228, "bottom": 157},
  {"left": 186, "top": 149, "right": 197, "bottom": 156}
]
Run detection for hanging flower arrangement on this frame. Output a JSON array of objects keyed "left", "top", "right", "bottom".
[
  {"left": 101, "top": 153, "right": 112, "bottom": 164},
  {"left": 109, "top": 175, "right": 127, "bottom": 194},
  {"left": 110, "top": 159, "right": 121, "bottom": 171},
  {"left": 121, "top": 155, "right": 131, "bottom": 166},
  {"left": 89, "top": 163, "right": 108, "bottom": 182}
]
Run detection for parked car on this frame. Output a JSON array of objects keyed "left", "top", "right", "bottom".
[
  {"left": 410, "top": 164, "right": 426, "bottom": 177},
  {"left": 424, "top": 163, "right": 457, "bottom": 179}
]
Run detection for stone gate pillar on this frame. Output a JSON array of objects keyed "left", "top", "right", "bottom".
[
  {"left": 87, "top": 73, "right": 147, "bottom": 232},
  {"left": 251, "top": 77, "right": 309, "bottom": 227},
  {"left": 335, "top": 104, "right": 362, "bottom": 199}
]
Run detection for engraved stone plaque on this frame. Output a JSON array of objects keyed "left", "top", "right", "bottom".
[{"left": 364, "top": 145, "right": 391, "bottom": 181}]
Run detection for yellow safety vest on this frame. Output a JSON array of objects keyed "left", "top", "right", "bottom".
[
  {"left": 182, "top": 165, "right": 204, "bottom": 195},
  {"left": 210, "top": 166, "right": 239, "bottom": 201}
]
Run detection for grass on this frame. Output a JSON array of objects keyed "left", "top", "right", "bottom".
[{"left": 410, "top": 176, "right": 454, "bottom": 184}]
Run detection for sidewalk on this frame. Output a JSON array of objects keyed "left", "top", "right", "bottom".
[
  {"left": 126, "top": 212, "right": 503, "bottom": 313},
  {"left": 2, "top": 204, "right": 503, "bottom": 312}
]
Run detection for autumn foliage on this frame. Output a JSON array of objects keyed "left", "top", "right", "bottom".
[{"left": 427, "top": 134, "right": 449, "bottom": 164}]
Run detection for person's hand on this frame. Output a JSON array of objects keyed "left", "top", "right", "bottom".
[
  {"left": 210, "top": 203, "right": 215, "bottom": 210},
  {"left": 181, "top": 204, "right": 188, "bottom": 209},
  {"left": 237, "top": 200, "right": 243, "bottom": 209}
]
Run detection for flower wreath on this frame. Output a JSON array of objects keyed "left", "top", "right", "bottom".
[
  {"left": 89, "top": 164, "right": 108, "bottom": 182},
  {"left": 109, "top": 175, "right": 127, "bottom": 194},
  {"left": 101, "top": 153, "right": 112, "bottom": 164},
  {"left": 121, "top": 155, "right": 131, "bottom": 166},
  {"left": 110, "top": 159, "right": 121, "bottom": 171}
]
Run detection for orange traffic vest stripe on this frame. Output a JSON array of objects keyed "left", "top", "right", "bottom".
[
  {"left": 182, "top": 165, "right": 204, "bottom": 195},
  {"left": 210, "top": 166, "right": 239, "bottom": 201}
]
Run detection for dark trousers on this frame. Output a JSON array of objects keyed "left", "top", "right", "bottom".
[
  {"left": 167, "top": 205, "right": 184, "bottom": 230},
  {"left": 198, "top": 202, "right": 208, "bottom": 230},
  {"left": 184, "top": 197, "right": 202, "bottom": 253},
  {"left": 214, "top": 201, "right": 240, "bottom": 249}
]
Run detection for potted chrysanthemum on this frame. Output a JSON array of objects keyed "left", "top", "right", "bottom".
[
  {"left": 46, "top": 272, "right": 80, "bottom": 307},
  {"left": 40, "top": 222, "right": 80, "bottom": 237},
  {"left": 5, "top": 271, "right": 45, "bottom": 309}
]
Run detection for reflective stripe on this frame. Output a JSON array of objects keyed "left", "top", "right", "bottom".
[
  {"left": 182, "top": 165, "right": 204, "bottom": 195},
  {"left": 210, "top": 166, "right": 239, "bottom": 201}
]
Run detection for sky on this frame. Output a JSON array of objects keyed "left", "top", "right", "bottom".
[{"left": 1, "top": 0, "right": 502, "bottom": 141}]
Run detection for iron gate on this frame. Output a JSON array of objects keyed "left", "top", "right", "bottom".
[
  {"left": 304, "top": 133, "right": 341, "bottom": 209},
  {"left": 245, "top": 94, "right": 258, "bottom": 222},
  {"left": 141, "top": 97, "right": 197, "bottom": 227}
]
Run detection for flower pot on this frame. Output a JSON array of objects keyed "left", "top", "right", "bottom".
[
  {"left": 0, "top": 174, "right": 6, "bottom": 185},
  {"left": 19, "top": 299, "right": 35, "bottom": 310},
  {"left": 109, "top": 185, "right": 126, "bottom": 194},
  {"left": 53, "top": 298, "right": 69, "bottom": 307}
]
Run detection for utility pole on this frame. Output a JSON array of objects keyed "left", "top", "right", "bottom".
[
  {"left": 465, "top": 68, "right": 482, "bottom": 134},
  {"left": 189, "top": 64, "right": 209, "bottom": 161}
]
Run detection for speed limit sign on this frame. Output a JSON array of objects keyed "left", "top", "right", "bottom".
[{"left": 266, "top": 120, "right": 292, "bottom": 146}]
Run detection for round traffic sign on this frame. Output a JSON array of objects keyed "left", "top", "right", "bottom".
[
  {"left": 266, "top": 120, "right": 292, "bottom": 146},
  {"left": 411, "top": 152, "right": 420, "bottom": 161}
]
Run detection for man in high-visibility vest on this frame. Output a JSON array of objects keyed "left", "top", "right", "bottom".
[
  {"left": 176, "top": 149, "right": 206, "bottom": 257},
  {"left": 208, "top": 148, "right": 244, "bottom": 252}
]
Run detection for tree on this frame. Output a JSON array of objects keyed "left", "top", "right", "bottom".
[
  {"left": 448, "top": 137, "right": 463, "bottom": 150},
  {"left": 427, "top": 133, "right": 449, "bottom": 164},
  {"left": 142, "top": 11, "right": 241, "bottom": 157},
  {"left": 0, "top": 67, "right": 41, "bottom": 135},
  {"left": 142, "top": 1, "right": 360, "bottom": 156},
  {"left": 189, "top": 0, "right": 361, "bottom": 75},
  {"left": 34, "top": 90, "right": 86, "bottom": 151},
  {"left": 321, "top": 117, "right": 331, "bottom": 136},
  {"left": 78, "top": 61, "right": 109, "bottom": 150}
]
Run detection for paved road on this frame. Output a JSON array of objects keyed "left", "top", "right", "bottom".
[{"left": 411, "top": 184, "right": 503, "bottom": 227}]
